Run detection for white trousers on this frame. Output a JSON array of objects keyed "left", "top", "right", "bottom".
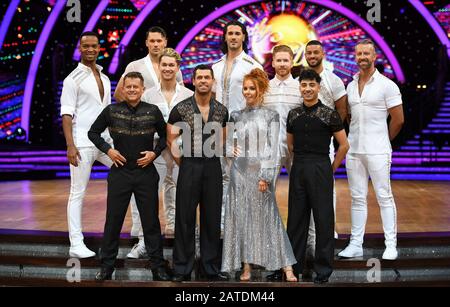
[
  {"left": 345, "top": 153, "right": 397, "bottom": 248},
  {"left": 307, "top": 139, "right": 338, "bottom": 247},
  {"left": 130, "top": 148, "right": 179, "bottom": 238}
]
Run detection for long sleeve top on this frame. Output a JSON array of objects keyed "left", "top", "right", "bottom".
[{"left": 88, "top": 101, "right": 166, "bottom": 169}]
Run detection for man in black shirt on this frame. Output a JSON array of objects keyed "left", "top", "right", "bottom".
[
  {"left": 167, "top": 65, "right": 229, "bottom": 281},
  {"left": 88, "top": 72, "right": 170, "bottom": 281},
  {"left": 286, "top": 69, "right": 349, "bottom": 283}
]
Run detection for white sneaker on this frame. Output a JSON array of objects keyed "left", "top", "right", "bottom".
[
  {"left": 338, "top": 244, "right": 363, "bottom": 258},
  {"left": 69, "top": 244, "right": 96, "bottom": 258},
  {"left": 126, "top": 242, "right": 147, "bottom": 259},
  {"left": 130, "top": 226, "right": 140, "bottom": 237},
  {"left": 382, "top": 247, "right": 398, "bottom": 260}
]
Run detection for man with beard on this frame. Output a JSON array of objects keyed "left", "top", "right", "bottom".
[
  {"left": 264, "top": 45, "right": 302, "bottom": 281},
  {"left": 264, "top": 45, "right": 302, "bottom": 178},
  {"left": 338, "top": 39, "right": 404, "bottom": 260},
  {"left": 167, "top": 65, "right": 229, "bottom": 281},
  {"left": 114, "top": 26, "right": 183, "bottom": 100},
  {"left": 303, "top": 40, "right": 347, "bottom": 257},
  {"left": 212, "top": 20, "right": 262, "bottom": 231}
]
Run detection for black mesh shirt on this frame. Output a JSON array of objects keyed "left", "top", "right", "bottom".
[
  {"left": 286, "top": 100, "right": 344, "bottom": 159},
  {"left": 168, "top": 96, "right": 228, "bottom": 158},
  {"left": 88, "top": 101, "right": 166, "bottom": 169}
]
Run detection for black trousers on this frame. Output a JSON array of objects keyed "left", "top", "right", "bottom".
[
  {"left": 173, "top": 157, "right": 223, "bottom": 276},
  {"left": 287, "top": 156, "right": 335, "bottom": 278},
  {"left": 100, "top": 165, "right": 164, "bottom": 270}
]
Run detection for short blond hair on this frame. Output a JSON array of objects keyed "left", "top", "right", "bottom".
[{"left": 158, "top": 47, "right": 181, "bottom": 65}]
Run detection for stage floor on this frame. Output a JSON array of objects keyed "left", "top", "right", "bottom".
[{"left": 0, "top": 178, "right": 449, "bottom": 234}]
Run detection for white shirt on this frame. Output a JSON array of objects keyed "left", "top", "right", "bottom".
[
  {"left": 318, "top": 68, "right": 346, "bottom": 109},
  {"left": 141, "top": 82, "right": 193, "bottom": 122},
  {"left": 347, "top": 69, "right": 402, "bottom": 154},
  {"left": 264, "top": 75, "right": 301, "bottom": 158},
  {"left": 60, "top": 63, "right": 111, "bottom": 147},
  {"left": 122, "top": 55, "right": 183, "bottom": 90},
  {"left": 212, "top": 51, "right": 262, "bottom": 113}
]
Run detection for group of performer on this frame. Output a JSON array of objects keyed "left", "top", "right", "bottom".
[{"left": 60, "top": 20, "right": 404, "bottom": 283}]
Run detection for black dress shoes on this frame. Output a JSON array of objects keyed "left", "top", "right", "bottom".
[
  {"left": 313, "top": 275, "right": 329, "bottom": 284},
  {"left": 206, "top": 272, "right": 230, "bottom": 281},
  {"left": 266, "top": 270, "right": 282, "bottom": 281},
  {"left": 172, "top": 274, "right": 192, "bottom": 282},
  {"left": 151, "top": 267, "right": 171, "bottom": 281},
  {"left": 95, "top": 267, "right": 114, "bottom": 281}
]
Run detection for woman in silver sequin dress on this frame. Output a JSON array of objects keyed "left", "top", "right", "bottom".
[{"left": 221, "top": 69, "right": 297, "bottom": 282}]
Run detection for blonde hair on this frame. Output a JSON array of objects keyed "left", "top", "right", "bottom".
[
  {"left": 158, "top": 47, "right": 181, "bottom": 65},
  {"left": 243, "top": 68, "right": 270, "bottom": 105}
]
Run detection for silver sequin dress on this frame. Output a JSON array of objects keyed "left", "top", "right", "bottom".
[{"left": 221, "top": 106, "right": 297, "bottom": 273}]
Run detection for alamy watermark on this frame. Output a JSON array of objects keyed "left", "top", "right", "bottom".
[
  {"left": 366, "top": 0, "right": 381, "bottom": 24},
  {"left": 66, "top": 0, "right": 81, "bottom": 23},
  {"left": 169, "top": 115, "right": 280, "bottom": 160},
  {"left": 66, "top": 258, "right": 81, "bottom": 283},
  {"left": 366, "top": 258, "right": 381, "bottom": 282}
]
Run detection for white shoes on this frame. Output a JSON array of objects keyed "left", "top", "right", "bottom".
[
  {"left": 126, "top": 242, "right": 147, "bottom": 259},
  {"left": 69, "top": 244, "right": 96, "bottom": 258},
  {"left": 382, "top": 247, "right": 398, "bottom": 260},
  {"left": 338, "top": 244, "right": 363, "bottom": 258}
]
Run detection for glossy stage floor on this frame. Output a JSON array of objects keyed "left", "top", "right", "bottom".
[
  {"left": 0, "top": 177, "right": 450, "bottom": 287},
  {"left": 0, "top": 178, "right": 449, "bottom": 234}
]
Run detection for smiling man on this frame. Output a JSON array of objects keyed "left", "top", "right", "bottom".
[
  {"left": 264, "top": 45, "right": 302, "bottom": 178},
  {"left": 286, "top": 69, "right": 349, "bottom": 283},
  {"left": 338, "top": 39, "right": 404, "bottom": 261},
  {"left": 114, "top": 26, "right": 184, "bottom": 259},
  {"left": 114, "top": 26, "right": 183, "bottom": 102},
  {"left": 88, "top": 72, "right": 170, "bottom": 282},
  {"left": 167, "top": 65, "right": 229, "bottom": 282},
  {"left": 212, "top": 20, "right": 262, "bottom": 232},
  {"left": 303, "top": 39, "right": 348, "bottom": 259},
  {"left": 61, "top": 31, "right": 113, "bottom": 259},
  {"left": 140, "top": 48, "right": 193, "bottom": 237}
]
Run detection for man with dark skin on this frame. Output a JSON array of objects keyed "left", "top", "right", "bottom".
[{"left": 61, "top": 31, "right": 117, "bottom": 258}]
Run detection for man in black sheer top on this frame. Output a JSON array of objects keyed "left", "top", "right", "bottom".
[
  {"left": 286, "top": 69, "right": 349, "bottom": 283},
  {"left": 88, "top": 72, "right": 170, "bottom": 281}
]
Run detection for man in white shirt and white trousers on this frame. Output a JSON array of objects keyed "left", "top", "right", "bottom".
[
  {"left": 338, "top": 39, "right": 404, "bottom": 260},
  {"left": 61, "top": 32, "right": 118, "bottom": 258},
  {"left": 140, "top": 48, "right": 192, "bottom": 237},
  {"left": 212, "top": 20, "right": 262, "bottom": 230}
]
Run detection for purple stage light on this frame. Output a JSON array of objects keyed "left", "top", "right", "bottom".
[
  {"left": 72, "top": 0, "right": 110, "bottom": 61},
  {"left": 0, "top": 151, "right": 65, "bottom": 156},
  {"left": 22, "top": 0, "right": 66, "bottom": 142},
  {"left": 175, "top": 0, "right": 406, "bottom": 83},
  {"left": 409, "top": 0, "right": 450, "bottom": 58},
  {"left": 0, "top": 0, "right": 20, "bottom": 51},
  {"left": 108, "top": 0, "right": 161, "bottom": 74}
]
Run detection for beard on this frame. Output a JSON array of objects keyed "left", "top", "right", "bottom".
[
  {"left": 357, "top": 60, "right": 373, "bottom": 69},
  {"left": 307, "top": 57, "right": 322, "bottom": 68}
]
